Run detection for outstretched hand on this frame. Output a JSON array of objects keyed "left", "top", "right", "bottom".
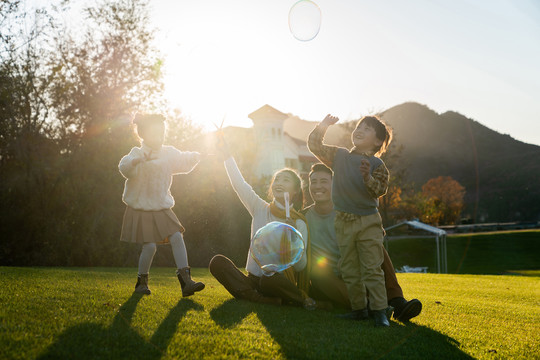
[{"left": 321, "top": 114, "right": 339, "bottom": 127}]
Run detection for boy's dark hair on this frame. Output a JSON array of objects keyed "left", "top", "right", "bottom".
[
  {"left": 132, "top": 113, "right": 166, "bottom": 141},
  {"left": 309, "top": 163, "right": 333, "bottom": 178},
  {"left": 356, "top": 115, "right": 393, "bottom": 156}
]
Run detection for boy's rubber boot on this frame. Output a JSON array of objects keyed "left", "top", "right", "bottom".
[
  {"left": 134, "top": 274, "right": 151, "bottom": 295},
  {"left": 372, "top": 309, "right": 390, "bottom": 327},
  {"left": 177, "top": 267, "right": 205, "bottom": 297},
  {"left": 369, "top": 306, "right": 395, "bottom": 320}
]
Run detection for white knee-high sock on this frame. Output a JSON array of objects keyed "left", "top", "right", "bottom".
[
  {"left": 169, "top": 232, "right": 189, "bottom": 269},
  {"left": 138, "top": 242, "right": 157, "bottom": 275}
]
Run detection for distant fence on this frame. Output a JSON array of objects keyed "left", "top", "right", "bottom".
[{"left": 439, "top": 221, "right": 540, "bottom": 234}]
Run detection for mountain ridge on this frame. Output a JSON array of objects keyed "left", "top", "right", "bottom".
[{"left": 283, "top": 102, "right": 540, "bottom": 222}]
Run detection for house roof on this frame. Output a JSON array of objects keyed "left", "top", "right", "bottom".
[{"left": 248, "top": 104, "right": 289, "bottom": 123}]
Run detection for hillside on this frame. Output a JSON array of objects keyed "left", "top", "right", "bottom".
[
  {"left": 281, "top": 102, "right": 540, "bottom": 222},
  {"left": 379, "top": 102, "right": 540, "bottom": 222}
]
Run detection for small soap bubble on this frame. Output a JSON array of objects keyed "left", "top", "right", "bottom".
[
  {"left": 250, "top": 221, "right": 305, "bottom": 276},
  {"left": 288, "top": 0, "right": 322, "bottom": 42}
]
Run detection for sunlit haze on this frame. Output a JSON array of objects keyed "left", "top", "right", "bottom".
[{"left": 147, "top": 0, "right": 540, "bottom": 145}]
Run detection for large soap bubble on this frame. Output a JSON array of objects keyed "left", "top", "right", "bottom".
[
  {"left": 250, "top": 221, "right": 305, "bottom": 276},
  {"left": 288, "top": 0, "right": 322, "bottom": 42}
]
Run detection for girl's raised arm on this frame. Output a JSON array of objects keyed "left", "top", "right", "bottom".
[{"left": 168, "top": 147, "right": 201, "bottom": 175}]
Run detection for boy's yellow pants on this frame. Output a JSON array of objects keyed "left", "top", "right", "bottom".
[{"left": 335, "top": 212, "right": 387, "bottom": 311}]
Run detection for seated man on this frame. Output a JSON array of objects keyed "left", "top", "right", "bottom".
[{"left": 303, "top": 163, "right": 422, "bottom": 322}]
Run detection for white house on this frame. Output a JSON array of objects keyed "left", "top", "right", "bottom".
[{"left": 249, "top": 104, "right": 318, "bottom": 178}]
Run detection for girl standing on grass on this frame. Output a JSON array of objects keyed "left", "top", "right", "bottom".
[{"left": 118, "top": 113, "right": 204, "bottom": 297}]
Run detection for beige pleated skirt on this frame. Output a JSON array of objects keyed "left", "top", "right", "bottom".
[{"left": 120, "top": 207, "right": 185, "bottom": 244}]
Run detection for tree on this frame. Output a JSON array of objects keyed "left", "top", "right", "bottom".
[
  {"left": 165, "top": 109, "right": 203, "bottom": 148},
  {"left": 0, "top": 1, "right": 69, "bottom": 265},
  {"left": 46, "top": 0, "right": 164, "bottom": 147},
  {"left": 0, "top": 1, "right": 57, "bottom": 164},
  {"left": 45, "top": 0, "right": 168, "bottom": 265},
  {"left": 0, "top": 0, "right": 178, "bottom": 266},
  {"left": 419, "top": 176, "right": 465, "bottom": 225}
]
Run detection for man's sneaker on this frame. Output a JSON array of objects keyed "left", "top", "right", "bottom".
[
  {"left": 369, "top": 306, "right": 394, "bottom": 320},
  {"left": 394, "top": 298, "right": 422, "bottom": 322}
]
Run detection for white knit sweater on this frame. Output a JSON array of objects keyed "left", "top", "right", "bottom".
[
  {"left": 119, "top": 143, "right": 200, "bottom": 211},
  {"left": 224, "top": 157, "right": 308, "bottom": 277}
]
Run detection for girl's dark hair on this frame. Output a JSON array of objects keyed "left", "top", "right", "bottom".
[
  {"left": 132, "top": 113, "right": 166, "bottom": 141},
  {"left": 267, "top": 168, "right": 304, "bottom": 211},
  {"left": 356, "top": 115, "right": 393, "bottom": 156}
]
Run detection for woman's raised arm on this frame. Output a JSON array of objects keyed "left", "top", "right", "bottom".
[{"left": 224, "top": 157, "right": 267, "bottom": 217}]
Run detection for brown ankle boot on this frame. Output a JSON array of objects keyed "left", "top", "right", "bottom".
[
  {"left": 135, "top": 274, "right": 151, "bottom": 295},
  {"left": 177, "top": 267, "right": 205, "bottom": 297}
]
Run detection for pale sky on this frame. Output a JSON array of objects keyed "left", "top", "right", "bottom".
[{"left": 149, "top": 0, "right": 540, "bottom": 146}]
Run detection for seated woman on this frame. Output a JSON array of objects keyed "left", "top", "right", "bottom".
[{"left": 209, "top": 140, "right": 324, "bottom": 309}]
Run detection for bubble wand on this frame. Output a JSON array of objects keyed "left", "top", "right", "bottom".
[
  {"left": 284, "top": 192, "right": 290, "bottom": 220},
  {"left": 281, "top": 192, "right": 293, "bottom": 264}
]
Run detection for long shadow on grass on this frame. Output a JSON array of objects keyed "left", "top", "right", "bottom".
[
  {"left": 209, "top": 299, "right": 255, "bottom": 328},
  {"left": 211, "top": 300, "right": 474, "bottom": 359},
  {"left": 37, "top": 293, "right": 202, "bottom": 360}
]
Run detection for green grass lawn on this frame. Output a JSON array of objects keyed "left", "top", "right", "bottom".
[
  {"left": 1, "top": 267, "right": 539, "bottom": 359},
  {"left": 386, "top": 230, "right": 540, "bottom": 275}
]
